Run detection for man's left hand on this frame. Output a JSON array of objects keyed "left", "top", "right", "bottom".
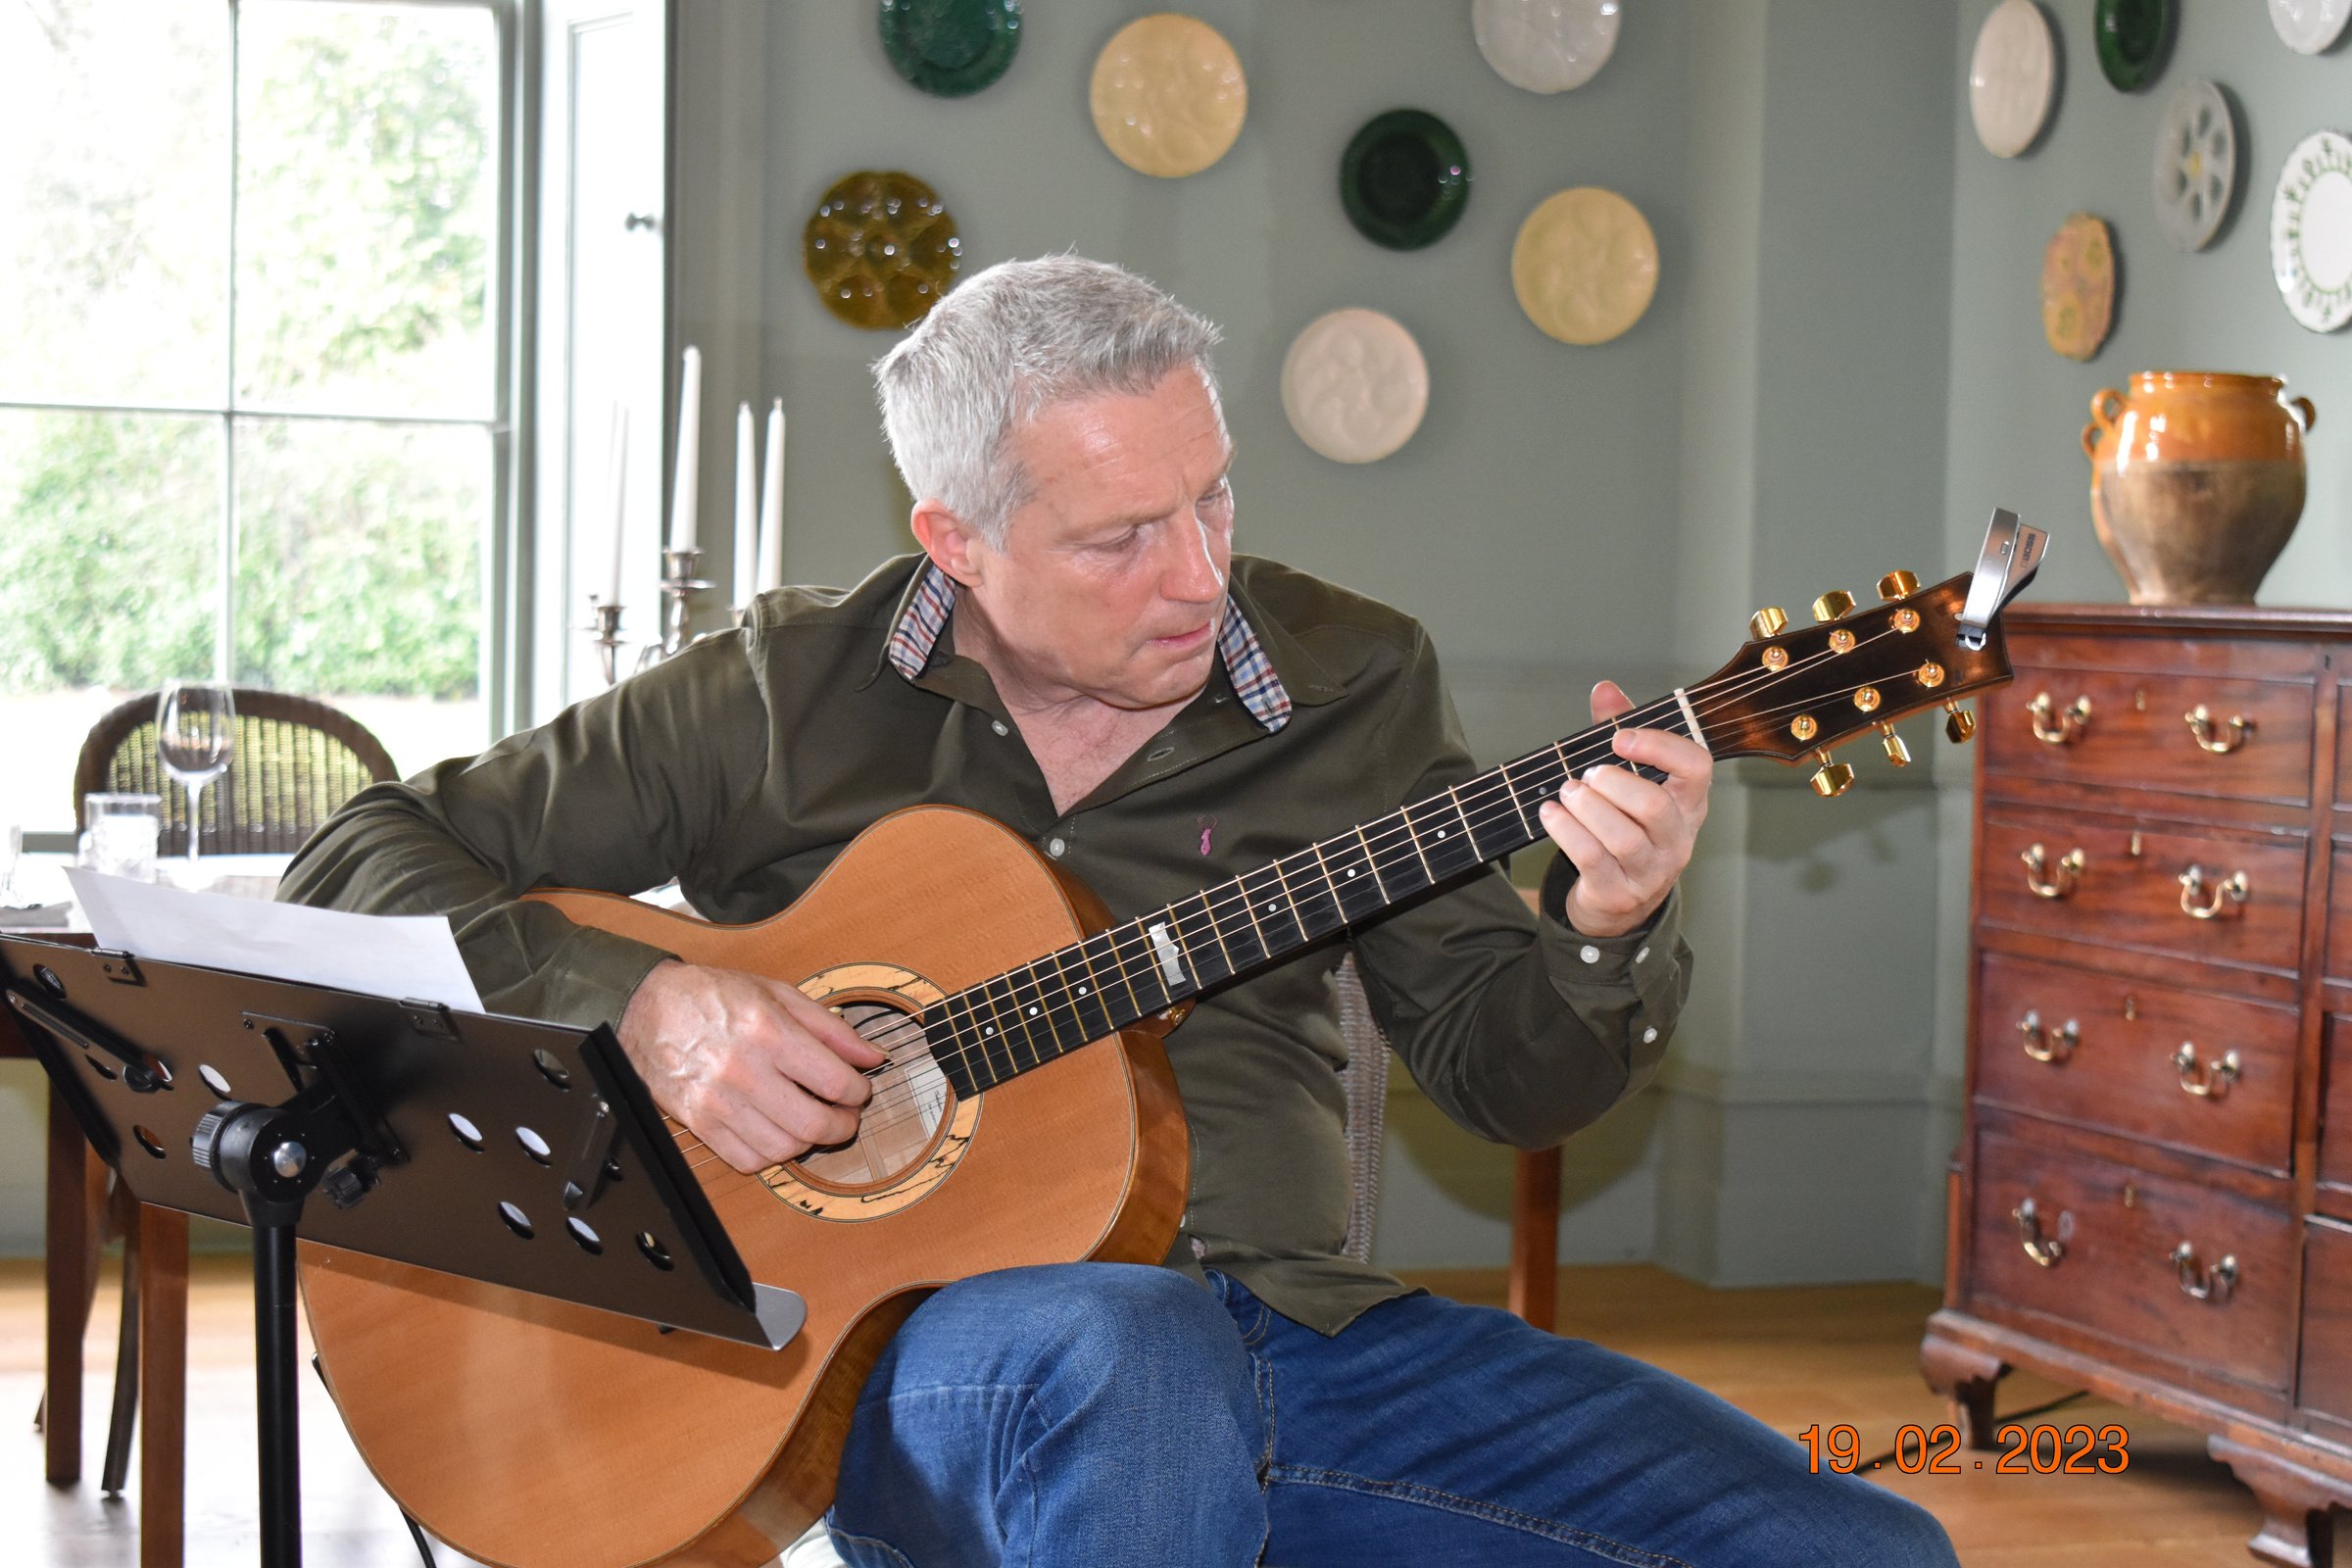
[{"left": 1536, "top": 680, "right": 1712, "bottom": 938}]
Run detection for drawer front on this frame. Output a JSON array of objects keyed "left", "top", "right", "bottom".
[
  {"left": 2301, "top": 1218, "right": 2352, "bottom": 1424},
  {"left": 1985, "top": 665, "right": 2314, "bottom": 805},
  {"left": 2321, "top": 1014, "right": 2352, "bottom": 1193},
  {"left": 1970, "top": 1128, "right": 2294, "bottom": 1391},
  {"left": 2325, "top": 847, "right": 2352, "bottom": 983},
  {"left": 1978, "top": 813, "right": 2308, "bottom": 976},
  {"left": 1976, "top": 954, "right": 2296, "bottom": 1173}
]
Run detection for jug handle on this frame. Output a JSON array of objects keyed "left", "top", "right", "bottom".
[
  {"left": 2082, "top": 387, "right": 2126, "bottom": 460},
  {"left": 2290, "top": 395, "right": 2318, "bottom": 433}
]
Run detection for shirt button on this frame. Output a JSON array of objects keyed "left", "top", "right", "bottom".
[
  {"left": 1636, "top": 946, "right": 1651, "bottom": 964},
  {"left": 1579, "top": 944, "right": 1601, "bottom": 964},
  {"left": 1642, "top": 1026, "right": 1659, "bottom": 1044},
  {"left": 1048, "top": 837, "right": 1066, "bottom": 858},
  {"left": 991, "top": 719, "right": 1009, "bottom": 736}
]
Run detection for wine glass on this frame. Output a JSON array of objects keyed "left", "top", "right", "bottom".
[{"left": 157, "top": 681, "right": 235, "bottom": 868}]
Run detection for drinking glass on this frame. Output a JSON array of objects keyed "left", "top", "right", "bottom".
[
  {"left": 157, "top": 681, "right": 235, "bottom": 865},
  {"left": 83, "top": 793, "right": 163, "bottom": 882}
]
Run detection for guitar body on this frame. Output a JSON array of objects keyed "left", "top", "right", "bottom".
[{"left": 297, "top": 806, "right": 1193, "bottom": 1568}]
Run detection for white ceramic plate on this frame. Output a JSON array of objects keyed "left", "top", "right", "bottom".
[
  {"left": 2269, "top": 0, "right": 2352, "bottom": 55},
  {"left": 1970, "top": 0, "right": 2056, "bottom": 160},
  {"left": 1472, "top": 0, "right": 1620, "bottom": 94},
  {"left": 1280, "top": 309, "right": 1429, "bottom": 464},
  {"left": 2273, "top": 130, "right": 2352, "bottom": 332},
  {"left": 2153, "top": 80, "right": 2236, "bottom": 251}
]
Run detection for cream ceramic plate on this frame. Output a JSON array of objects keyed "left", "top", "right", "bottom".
[
  {"left": 2270, "top": 0, "right": 2352, "bottom": 54},
  {"left": 1472, "top": 0, "right": 1621, "bottom": 94},
  {"left": 1970, "top": 0, "right": 2056, "bottom": 159},
  {"left": 1280, "top": 309, "right": 1429, "bottom": 464},
  {"left": 2153, "top": 80, "right": 2236, "bottom": 251},
  {"left": 1089, "top": 14, "right": 1247, "bottom": 178},
  {"left": 2273, "top": 130, "right": 2352, "bottom": 332},
  {"left": 1511, "top": 187, "right": 1657, "bottom": 346}
]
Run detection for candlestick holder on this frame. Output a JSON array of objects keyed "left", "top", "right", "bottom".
[
  {"left": 580, "top": 598, "right": 628, "bottom": 689},
  {"left": 636, "top": 547, "right": 713, "bottom": 671}
]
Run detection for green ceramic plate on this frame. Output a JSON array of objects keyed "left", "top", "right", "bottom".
[
  {"left": 2095, "top": 0, "right": 2173, "bottom": 92},
  {"left": 879, "top": 0, "right": 1020, "bottom": 99},
  {"left": 1340, "top": 109, "right": 1470, "bottom": 251}
]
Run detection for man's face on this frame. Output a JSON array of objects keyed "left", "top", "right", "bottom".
[{"left": 963, "top": 366, "right": 1236, "bottom": 712}]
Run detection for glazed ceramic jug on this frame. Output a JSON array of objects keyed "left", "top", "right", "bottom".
[{"left": 2080, "top": 371, "right": 2316, "bottom": 605}]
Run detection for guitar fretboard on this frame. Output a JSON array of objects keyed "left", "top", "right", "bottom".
[{"left": 918, "top": 700, "right": 1699, "bottom": 1099}]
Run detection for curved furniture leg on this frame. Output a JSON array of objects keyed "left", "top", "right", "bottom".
[
  {"left": 2213, "top": 1437, "right": 2347, "bottom": 1568},
  {"left": 1920, "top": 1322, "right": 2009, "bottom": 1450}
]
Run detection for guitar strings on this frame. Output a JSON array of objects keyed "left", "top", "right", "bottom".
[
  {"left": 674, "top": 629, "right": 1921, "bottom": 1167},
  {"left": 671, "top": 629, "right": 1926, "bottom": 1169}
]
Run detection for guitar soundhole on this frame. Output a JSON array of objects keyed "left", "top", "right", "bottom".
[{"left": 791, "top": 999, "right": 951, "bottom": 1191}]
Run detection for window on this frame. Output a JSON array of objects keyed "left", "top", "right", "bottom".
[{"left": 0, "top": 0, "right": 514, "bottom": 839}]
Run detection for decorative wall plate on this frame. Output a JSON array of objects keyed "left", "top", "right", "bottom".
[
  {"left": 2153, "top": 80, "right": 2236, "bottom": 251},
  {"left": 1280, "top": 309, "right": 1429, "bottom": 465},
  {"left": 1510, "top": 187, "right": 1658, "bottom": 346},
  {"left": 2041, "top": 213, "right": 2117, "bottom": 361},
  {"left": 879, "top": 0, "right": 1021, "bottom": 98},
  {"left": 1089, "top": 14, "right": 1247, "bottom": 178},
  {"left": 1471, "top": 0, "right": 1620, "bottom": 94},
  {"left": 803, "top": 171, "right": 961, "bottom": 331},
  {"left": 2269, "top": 0, "right": 2352, "bottom": 55},
  {"left": 2094, "top": 0, "right": 2173, "bottom": 92},
  {"left": 1340, "top": 110, "right": 1470, "bottom": 251},
  {"left": 1970, "top": 0, "right": 2056, "bottom": 159},
  {"left": 2272, "top": 130, "right": 2352, "bottom": 332}
]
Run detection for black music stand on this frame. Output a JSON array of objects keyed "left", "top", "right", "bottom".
[{"left": 0, "top": 935, "right": 803, "bottom": 1568}]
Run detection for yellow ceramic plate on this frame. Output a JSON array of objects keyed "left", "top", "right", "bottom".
[
  {"left": 2041, "top": 212, "right": 2117, "bottom": 361},
  {"left": 1090, "top": 14, "right": 1247, "bottom": 178},
  {"left": 1510, "top": 187, "right": 1658, "bottom": 345}
]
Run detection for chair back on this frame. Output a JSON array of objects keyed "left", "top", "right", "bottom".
[
  {"left": 1333, "top": 957, "right": 1390, "bottom": 1264},
  {"left": 72, "top": 688, "right": 399, "bottom": 858}
]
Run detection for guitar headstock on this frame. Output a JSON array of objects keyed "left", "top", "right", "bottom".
[{"left": 1693, "top": 512, "right": 2047, "bottom": 796}]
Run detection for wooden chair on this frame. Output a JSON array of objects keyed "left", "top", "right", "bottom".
[{"left": 41, "top": 687, "right": 397, "bottom": 1567}]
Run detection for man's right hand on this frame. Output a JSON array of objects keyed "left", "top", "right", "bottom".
[{"left": 616, "top": 959, "right": 889, "bottom": 1174}]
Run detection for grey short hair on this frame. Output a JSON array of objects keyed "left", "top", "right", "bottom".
[{"left": 872, "top": 256, "right": 1225, "bottom": 546}]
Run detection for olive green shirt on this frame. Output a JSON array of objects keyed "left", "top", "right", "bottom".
[{"left": 279, "top": 553, "right": 1690, "bottom": 1333}]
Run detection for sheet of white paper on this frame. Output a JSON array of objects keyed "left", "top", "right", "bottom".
[{"left": 65, "top": 868, "right": 485, "bottom": 1013}]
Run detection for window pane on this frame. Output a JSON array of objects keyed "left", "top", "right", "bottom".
[
  {"left": 0, "top": 1, "right": 230, "bottom": 406},
  {"left": 235, "top": 3, "right": 500, "bottom": 418},
  {"left": 232, "top": 417, "right": 487, "bottom": 774},
  {"left": 0, "top": 409, "right": 223, "bottom": 832}
]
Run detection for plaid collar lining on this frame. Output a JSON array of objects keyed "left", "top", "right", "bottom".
[{"left": 885, "top": 561, "right": 1293, "bottom": 733}]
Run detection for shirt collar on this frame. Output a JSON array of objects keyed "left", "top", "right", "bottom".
[{"left": 881, "top": 559, "right": 1295, "bottom": 733}]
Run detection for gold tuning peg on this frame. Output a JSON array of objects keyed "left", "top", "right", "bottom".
[
  {"left": 1812, "top": 590, "right": 1856, "bottom": 622},
  {"left": 1877, "top": 570, "right": 1920, "bottom": 601},
  {"left": 1879, "top": 722, "right": 1911, "bottom": 767},
  {"left": 1810, "top": 749, "right": 1855, "bottom": 798},
  {"left": 1749, "top": 606, "right": 1788, "bottom": 640},
  {"left": 1944, "top": 699, "right": 1977, "bottom": 744}
]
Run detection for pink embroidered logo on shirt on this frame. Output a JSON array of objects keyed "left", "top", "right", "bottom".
[{"left": 1197, "top": 816, "right": 1216, "bottom": 856}]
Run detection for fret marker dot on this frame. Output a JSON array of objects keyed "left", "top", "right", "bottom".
[
  {"left": 1027, "top": 1005, "right": 1040, "bottom": 1016},
  {"left": 984, "top": 1026, "right": 996, "bottom": 1036},
  {"left": 1078, "top": 985, "right": 1090, "bottom": 996},
  {"left": 1347, "top": 868, "right": 1357, "bottom": 877},
  {"left": 1436, "top": 829, "right": 1446, "bottom": 839}
]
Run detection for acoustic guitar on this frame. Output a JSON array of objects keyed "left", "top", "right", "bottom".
[{"left": 300, "top": 518, "right": 2045, "bottom": 1567}]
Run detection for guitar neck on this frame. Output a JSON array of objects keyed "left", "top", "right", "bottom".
[{"left": 921, "top": 691, "right": 1704, "bottom": 1099}]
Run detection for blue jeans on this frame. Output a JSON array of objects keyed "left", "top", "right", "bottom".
[{"left": 825, "top": 1263, "right": 1956, "bottom": 1568}]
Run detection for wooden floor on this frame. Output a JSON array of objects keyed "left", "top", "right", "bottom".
[{"left": 3, "top": 1257, "right": 2264, "bottom": 1566}]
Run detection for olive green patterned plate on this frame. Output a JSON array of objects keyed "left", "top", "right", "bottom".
[
  {"left": 1340, "top": 110, "right": 1470, "bottom": 251},
  {"left": 879, "top": 0, "right": 1020, "bottom": 99}
]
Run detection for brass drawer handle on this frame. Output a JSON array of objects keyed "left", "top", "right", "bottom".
[
  {"left": 2171, "top": 1241, "right": 2238, "bottom": 1303},
  {"left": 2021, "top": 843, "right": 2085, "bottom": 899},
  {"left": 2177, "top": 864, "right": 2249, "bottom": 920},
  {"left": 2184, "top": 705, "right": 2254, "bottom": 755},
  {"left": 2017, "top": 1010, "right": 2079, "bottom": 1063},
  {"left": 2028, "top": 691, "right": 2092, "bottom": 745},
  {"left": 2014, "top": 1197, "right": 2064, "bottom": 1267},
  {"left": 2172, "top": 1042, "right": 2240, "bottom": 1100}
]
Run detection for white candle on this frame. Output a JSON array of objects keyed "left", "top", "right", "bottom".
[
  {"left": 668, "top": 344, "right": 701, "bottom": 552},
  {"left": 605, "top": 403, "right": 629, "bottom": 604},
  {"left": 734, "top": 401, "right": 756, "bottom": 605},
  {"left": 759, "top": 399, "right": 786, "bottom": 592}
]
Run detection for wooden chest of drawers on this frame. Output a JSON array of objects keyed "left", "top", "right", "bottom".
[{"left": 1922, "top": 606, "right": 2352, "bottom": 1566}]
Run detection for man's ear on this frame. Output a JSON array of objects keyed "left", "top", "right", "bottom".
[{"left": 910, "top": 499, "right": 987, "bottom": 588}]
